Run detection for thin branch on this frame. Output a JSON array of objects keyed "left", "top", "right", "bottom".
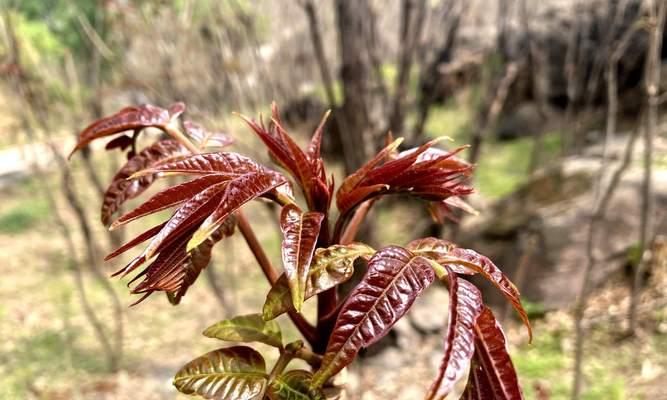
[
  {"left": 76, "top": 12, "right": 114, "bottom": 60},
  {"left": 388, "top": 0, "right": 426, "bottom": 136},
  {"left": 467, "top": 61, "right": 520, "bottom": 166},
  {"left": 571, "top": 19, "right": 645, "bottom": 392},
  {"left": 299, "top": 0, "right": 337, "bottom": 109},
  {"left": 236, "top": 210, "right": 279, "bottom": 284},
  {"left": 571, "top": 119, "right": 642, "bottom": 400},
  {"left": 3, "top": 9, "right": 124, "bottom": 371},
  {"left": 629, "top": 0, "right": 665, "bottom": 335}
]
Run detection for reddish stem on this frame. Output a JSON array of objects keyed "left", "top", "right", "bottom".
[
  {"left": 237, "top": 210, "right": 278, "bottom": 284},
  {"left": 164, "top": 123, "right": 200, "bottom": 154},
  {"left": 315, "top": 215, "right": 337, "bottom": 352}
]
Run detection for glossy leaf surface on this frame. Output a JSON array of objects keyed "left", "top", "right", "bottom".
[
  {"left": 306, "top": 110, "right": 330, "bottom": 163},
  {"left": 312, "top": 246, "right": 435, "bottom": 388},
  {"left": 203, "top": 313, "right": 282, "bottom": 348},
  {"left": 119, "top": 171, "right": 284, "bottom": 277},
  {"left": 127, "top": 181, "right": 229, "bottom": 266},
  {"left": 189, "top": 172, "right": 285, "bottom": 250},
  {"left": 133, "top": 152, "right": 266, "bottom": 178},
  {"left": 184, "top": 120, "right": 234, "bottom": 149},
  {"left": 406, "top": 237, "right": 471, "bottom": 275},
  {"left": 131, "top": 151, "right": 292, "bottom": 205},
  {"left": 336, "top": 138, "right": 403, "bottom": 213},
  {"left": 167, "top": 216, "right": 236, "bottom": 305},
  {"left": 101, "top": 139, "right": 188, "bottom": 225},
  {"left": 173, "top": 346, "right": 267, "bottom": 400},
  {"left": 106, "top": 222, "right": 166, "bottom": 262},
  {"left": 436, "top": 247, "right": 532, "bottom": 340},
  {"left": 426, "top": 269, "right": 483, "bottom": 400},
  {"left": 263, "top": 243, "right": 375, "bottom": 320},
  {"left": 240, "top": 104, "right": 331, "bottom": 212},
  {"left": 336, "top": 139, "right": 473, "bottom": 216},
  {"left": 461, "top": 307, "right": 523, "bottom": 400},
  {"left": 279, "top": 204, "right": 324, "bottom": 311},
  {"left": 128, "top": 224, "right": 199, "bottom": 298},
  {"left": 110, "top": 174, "right": 230, "bottom": 229},
  {"left": 268, "top": 370, "right": 324, "bottom": 400},
  {"left": 70, "top": 103, "right": 182, "bottom": 157}
]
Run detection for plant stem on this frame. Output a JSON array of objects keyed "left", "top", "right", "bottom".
[
  {"left": 268, "top": 350, "right": 295, "bottom": 382},
  {"left": 315, "top": 289, "right": 337, "bottom": 353},
  {"left": 294, "top": 346, "right": 323, "bottom": 368},
  {"left": 319, "top": 200, "right": 377, "bottom": 351},
  {"left": 268, "top": 340, "right": 311, "bottom": 381},
  {"left": 315, "top": 211, "right": 337, "bottom": 351},
  {"left": 332, "top": 216, "right": 348, "bottom": 245},
  {"left": 571, "top": 115, "right": 641, "bottom": 400},
  {"left": 237, "top": 210, "right": 279, "bottom": 284},
  {"left": 165, "top": 123, "right": 201, "bottom": 154}
]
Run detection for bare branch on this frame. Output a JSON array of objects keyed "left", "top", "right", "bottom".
[{"left": 628, "top": 0, "right": 665, "bottom": 335}]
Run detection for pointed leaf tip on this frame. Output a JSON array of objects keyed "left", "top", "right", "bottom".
[
  {"left": 312, "top": 246, "right": 434, "bottom": 388},
  {"left": 426, "top": 269, "right": 483, "bottom": 399},
  {"left": 461, "top": 306, "right": 524, "bottom": 399},
  {"left": 203, "top": 313, "right": 282, "bottom": 348},
  {"left": 280, "top": 204, "right": 324, "bottom": 312}
]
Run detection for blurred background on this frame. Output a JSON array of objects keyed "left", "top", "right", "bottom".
[{"left": 1, "top": 0, "right": 666, "bottom": 399}]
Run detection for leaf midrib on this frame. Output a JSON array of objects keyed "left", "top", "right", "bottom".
[
  {"left": 316, "top": 254, "right": 426, "bottom": 384},
  {"left": 174, "top": 371, "right": 267, "bottom": 383}
]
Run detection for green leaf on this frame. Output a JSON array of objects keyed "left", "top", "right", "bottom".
[
  {"left": 263, "top": 243, "right": 375, "bottom": 321},
  {"left": 203, "top": 314, "right": 283, "bottom": 348},
  {"left": 173, "top": 346, "right": 267, "bottom": 400},
  {"left": 268, "top": 370, "right": 324, "bottom": 400}
]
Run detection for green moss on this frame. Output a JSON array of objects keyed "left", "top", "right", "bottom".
[
  {"left": 521, "top": 300, "right": 547, "bottom": 320},
  {"left": 514, "top": 329, "right": 629, "bottom": 400},
  {"left": 0, "top": 326, "right": 108, "bottom": 399},
  {"left": 421, "top": 102, "right": 472, "bottom": 142},
  {"left": 474, "top": 132, "right": 562, "bottom": 198},
  {"left": 0, "top": 195, "right": 51, "bottom": 234}
]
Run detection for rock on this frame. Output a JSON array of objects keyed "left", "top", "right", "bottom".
[
  {"left": 496, "top": 103, "right": 546, "bottom": 141},
  {"left": 406, "top": 283, "right": 450, "bottom": 335},
  {"left": 458, "top": 154, "right": 667, "bottom": 309}
]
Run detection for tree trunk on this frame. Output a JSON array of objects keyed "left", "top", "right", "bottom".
[
  {"left": 388, "top": 0, "right": 426, "bottom": 138},
  {"left": 334, "top": 0, "right": 387, "bottom": 173},
  {"left": 413, "top": 0, "right": 464, "bottom": 139}
]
